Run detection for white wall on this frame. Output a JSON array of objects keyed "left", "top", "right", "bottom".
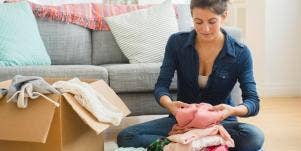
[
  {"left": 246, "top": 0, "right": 301, "bottom": 97},
  {"left": 266, "top": 0, "right": 301, "bottom": 96},
  {"left": 246, "top": 0, "right": 266, "bottom": 88}
]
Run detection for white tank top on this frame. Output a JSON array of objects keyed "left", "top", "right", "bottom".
[{"left": 198, "top": 75, "right": 208, "bottom": 89}]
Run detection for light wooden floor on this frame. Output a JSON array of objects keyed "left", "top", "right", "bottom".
[
  {"left": 104, "top": 97, "right": 301, "bottom": 151},
  {"left": 239, "top": 97, "right": 301, "bottom": 151}
]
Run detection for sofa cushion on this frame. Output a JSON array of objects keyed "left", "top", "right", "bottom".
[
  {"left": 102, "top": 63, "right": 177, "bottom": 93},
  {"left": 105, "top": 0, "right": 178, "bottom": 63},
  {"left": 92, "top": 31, "right": 129, "bottom": 65},
  {"left": 0, "top": 65, "right": 108, "bottom": 83},
  {"left": 37, "top": 19, "right": 92, "bottom": 65},
  {"left": 0, "top": 1, "right": 51, "bottom": 66}
]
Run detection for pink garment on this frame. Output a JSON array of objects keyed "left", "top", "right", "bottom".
[
  {"left": 169, "top": 126, "right": 195, "bottom": 135},
  {"left": 167, "top": 125, "right": 234, "bottom": 147},
  {"left": 205, "top": 145, "right": 228, "bottom": 151},
  {"left": 164, "top": 135, "right": 232, "bottom": 151},
  {"left": 169, "top": 103, "right": 223, "bottom": 135},
  {"left": 164, "top": 137, "right": 230, "bottom": 151},
  {"left": 163, "top": 142, "right": 193, "bottom": 151},
  {"left": 192, "top": 135, "right": 234, "bottom": 150}
]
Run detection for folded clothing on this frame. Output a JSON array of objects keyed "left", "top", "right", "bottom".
[
  {"left": 6, "top": 75, "right": 60, "bottom": 108},
  {"left": 192, "top": 135, "right": 232, "bottom": 150},
  {"left": 169, "top": 103, "right": 223, "bottom": 135},
  {"left": 163, "top": 142, "right": 193, "bottom": 151},
  {"left": 164, "top": 135, "right": 232, "bottom": 151},
  {"left": 205, "top": 145, "right": 228, "bottom": 151},
  {"left": 53, "top": 78, "right": 123, "bottom": 126},
  {"left": 114, "top": 147, "right": 146, "bottom": 151},
  {"left": 165, "top": 125, "right": 234, "bottom": 151},
  {"left": 176, "top": 103, "right": 223, "bottom": 128},
  {"left": 167, "top": 125, "right": 234, "bottom": 147}
]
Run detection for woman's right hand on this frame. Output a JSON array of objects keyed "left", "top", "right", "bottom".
[
  {"left": 166, "top": 101, "right": 190, "bottom": 116},
  {"left": 160, "top": 95, "right": 190, "bottom": 116}
]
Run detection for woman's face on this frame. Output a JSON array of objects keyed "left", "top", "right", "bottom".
[{"left": 191, "top": 8, "right": 227, "bottom": 41}]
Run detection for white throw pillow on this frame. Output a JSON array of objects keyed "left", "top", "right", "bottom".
[{"left": 105, "top": 0, "right": 179, "bottom": 63}]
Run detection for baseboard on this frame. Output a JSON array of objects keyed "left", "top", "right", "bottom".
[{"left": 257, "top": 82, "right": 301, "bottom": 97}]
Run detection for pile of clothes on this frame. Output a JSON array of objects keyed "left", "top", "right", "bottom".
[{"left": 149, "top": 103, "right": 235, "bottom": 151}]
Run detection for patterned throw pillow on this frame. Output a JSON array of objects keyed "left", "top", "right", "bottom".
[
  {"left": 105, "top": 0, "right": 179, "bottom": 63},
  {"left": 0, "top": 1, "right": 51, "bottom": 66}
]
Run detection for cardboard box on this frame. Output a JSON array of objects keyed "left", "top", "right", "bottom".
[{"left": 0, "top": 78, "right": 130, "bottom": 151}]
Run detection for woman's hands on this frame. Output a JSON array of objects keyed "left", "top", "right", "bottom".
[
  {"left": 159, "top": 95, "right": 248, "bottom": 119},
  {"left": 166, "top": 101, "right": 190, "bottom": 116},
  {"left": 212, "top": 104, "right": 249, "bottom": 120},
  {"left": 211, "top": 104, "right": 236, "bottom": 120}
]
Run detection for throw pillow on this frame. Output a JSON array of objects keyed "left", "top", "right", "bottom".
[
  {"left": 0, "top": 1, "right": 51, "bottom": 66},
  {"left": 176, "top": 4, "right": 194, "bottom": 32},
  {"left": 105, "top": 0, "right": 179, "bottom": 63}
]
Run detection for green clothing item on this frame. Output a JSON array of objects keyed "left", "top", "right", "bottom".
[{"left": 147, "top": 138, "right": 171, "bottom": 151}]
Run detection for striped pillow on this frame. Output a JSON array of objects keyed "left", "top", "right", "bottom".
[{"left": 105, "top": 0, "right": 179, "bottom": 63}]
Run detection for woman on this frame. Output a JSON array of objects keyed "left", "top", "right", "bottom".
[{"left": 117, "top": 0, "right": 264, "bottom": 150}]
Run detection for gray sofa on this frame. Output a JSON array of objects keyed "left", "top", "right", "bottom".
[{"left": 0, "top": 5, "right": 242, "bottom": 116}]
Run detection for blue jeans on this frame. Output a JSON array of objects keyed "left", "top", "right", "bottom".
[{"left": 117, "top": 116, "right": 264, "bottom": 151}]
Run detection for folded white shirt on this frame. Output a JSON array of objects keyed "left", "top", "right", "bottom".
[{"left": 53, "top": 78, "right": 123, "bottom": 126}]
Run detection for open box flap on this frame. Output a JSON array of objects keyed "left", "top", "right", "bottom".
[
  {"left": 0, "top": 80, "right": 59, "bottom": 143},
  {"left": 62, "top": 79, "right": 131, "bottom": 134},
  {"left": 90, "top": 80, "right": 131, "bottom": 117}
]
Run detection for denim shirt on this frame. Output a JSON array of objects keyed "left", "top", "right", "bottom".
[{"left": 154, "top": 29, "right": 260, "bottom": 120}]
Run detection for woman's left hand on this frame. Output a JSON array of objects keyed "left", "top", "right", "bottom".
[{"left": 211, "top": 104, "right": 236, "bottom": 120}]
